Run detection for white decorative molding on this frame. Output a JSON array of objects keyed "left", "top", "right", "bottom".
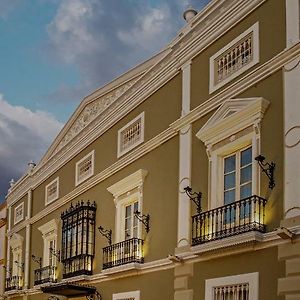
[
  {"left": 113, "top": 290, "right": 140, "bottom": 300},
  {"left": 14, "top": 202, "right": 24, "bottom": 225},
  {"left": 209, "top": 22, "right": 260, "bottom": 93},
  {"left": 10, "top": 233, "right": 23, "bottom": 250},
  {"left": 117, "top": 112, "right": 145, "bottom": 158},
  {"left": 75, "top": 150, "right": 95, "bottom": 186},
  {"left": 205, "top": 272, "right": 259, "bottom": 300},
  {"left": 45, "top": 177, "right": 59, "bottom": 206},
  {"left": 285, "top": 0, "right": 300, "bottom": 47},
  {"left": 38, "top": 219, "right": 58, "bottom": 237}
]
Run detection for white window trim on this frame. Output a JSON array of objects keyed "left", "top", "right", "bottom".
[
  {"left": 45, "top": 177, "right": 59, "bottom": 206},
  {"left": 38, "top": 219, "right": 58, "bottom": 267},
  {"left": 107, "top": 169, "right": 148, "bottom": 243},
  {"left": 209, "top": 22, "right": 259, "bottom": 94},
  {"left": 75, "top": 150, "right": 95, "bottom": 186},
  {"left": 196, "top": 97, "right": 269, "bottom": 209},
  {"left": 14, "top": 202, "right": 24, "bottom": 225},
  {"left": 113, "top": 290, "right": 140, "bottom": 300},
  {"left": 205, "top": 272, "right": 259, "bottom": 300},
  {"left": 10, "top": 233, "right": 24, "bottom": 277},
  {"left": 117, "top": 112, "right": 145, "bottom": 158}
]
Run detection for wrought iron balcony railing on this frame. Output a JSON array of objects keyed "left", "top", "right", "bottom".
[
  {"left": 62, "top": 254, "right": 93, "bottom": 279},
  {"left": 103, "top": 238, "right": 144, "bottom": 270},
  {"left": 192, "top": 195, "right": 267, "bottom": 246},
  {"left": 5, "top": 275, "right": 23, "bottom": 291},
  {"left": 34, "top": 265, "right": 57, "bottom": 285}
]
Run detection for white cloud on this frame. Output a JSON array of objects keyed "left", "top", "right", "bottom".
[{"left": 0, "top": 94, "right": 63, "bottom": 198}]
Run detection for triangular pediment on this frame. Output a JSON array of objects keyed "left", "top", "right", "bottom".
[{"left": 197, "top": 97, "right": 269, "bottom": 146}]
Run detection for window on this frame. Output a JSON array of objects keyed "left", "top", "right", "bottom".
[
  {"left": 196, "top": 97, "right": 269, "bottom": 209},
  {"left": 113, "top": 290, "right": 140, "bottom": 300},
  {"left": 118, "top": 112, "right": 145, "bottom": 157},
  {"left": 14, "top": 203, "right": 24, "bottom": 225},
  {"left": 75, "top": 150, "right": 95, "bottom": 186},
  {"left": 61, "top": 201, "right": 96, "bottom": 278},
  {"left": 205, "top": 272, "right": 258, "bottom": 300},
  {"left": 107, "top": 169, "right": 148, "bottom": 243},
  {"left": 45, "top": 177, "right": 59, "bottom": 205},
  {"left": 209, "top": 22, "right": 259, "bottom": 93}
]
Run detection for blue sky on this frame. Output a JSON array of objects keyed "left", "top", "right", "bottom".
[{"left": 0, "top": 0, "right": 209, "bottom": 201}]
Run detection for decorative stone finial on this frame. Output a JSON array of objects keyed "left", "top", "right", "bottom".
[
  {"left": 183, "top": 6, "right": 197, "bottom": 22},
  {"left": 9, "top": 178, "right": 15, "bottom": 188}
]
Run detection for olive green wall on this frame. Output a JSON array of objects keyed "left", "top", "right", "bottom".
[
  {"left": 237, "top": 70, "right": 284, "bottom": 230},
  {"left": 31, "top": 73, "right": 182, "bottom": 217},
  {"left": 191, "top": 247, "right": 285, "bottom": 300},
  {"left": 28, "top": 268, "right": 174, "bottom": 300},
  {"left": 190, "top": 0, "right": 286, "bottom": 109}
]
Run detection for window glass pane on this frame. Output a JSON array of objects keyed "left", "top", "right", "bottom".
[
  {"left": 224, "top": 189, "right": 235, "bottom": 204},
  {"left": 125, "top": 205, "right": 131, "bottom": 218},
  {"left": 134, "top": 202, "right": 138, "bottom": 213},
  {"left": 241, "top": 147, "right": 252, "bottom": 166},
  {"left": 224, "top": 155, "right": 236, "bottom": 173},
  {"left": 240, "top": 183, "right": 252, "bottom": 199},
  {"left": 240, "top": 165, "right": 252, "bottom": 184},
  {"left": 224, "top": 173, "right": 236, "bottom": 190}
]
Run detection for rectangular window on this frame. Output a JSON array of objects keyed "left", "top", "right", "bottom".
[
  {"left": 205, "top": 273, "right": 258, "bottom": 300},
  {"left": 118, "top": 112, "right": 145, "bottom": 157},
  {"left": 209, "top": 22, "right": 259, "bottom": 93},
  {"left": 14, "top": 203, "right": 24, "bottom": 225},
  {"left": 125, "top": 201, "right": 139, "bottom": 240},
  {"left": 45, "top": 177, "right": 59, "bottom": 205},
  {"left": 75, "top": 150, "right": 95, "bottom": 186},
  {"left": 223, "top": 146, "right": 252, "bottom": 204}
]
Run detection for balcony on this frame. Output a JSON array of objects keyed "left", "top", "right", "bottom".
[
  {"left": 34, "top": 265, "right": 57, "bottom": 285},
  {"left": 62, "top": 254, "right": 93, "bottom": 279},
  {"left": 192, "top": 195, "right": 267, "bottom": 246},
  {"left": 5, "top": 275, "right": 23, "bottom": 291},
  {"left": 102, "top": 238, "right": 144, "bottom": 270}
]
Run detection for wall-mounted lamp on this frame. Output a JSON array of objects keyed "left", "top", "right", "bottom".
[
  {"left": 49, "top": 247, "right": 61, "bottom": 262},
  {"left": 184, "top": 186, "right": 202, "bottom": 214},
  {"left": 31, "top": 255, "right": 42, "bottom": 268},
  {"left": 134, "top": 211, "right": 150, "bottom": 233},
  {"left": 98, "top": 226, "right": 112, "bottom": 245},
  {"left": 255, "top": 155, "right": 275, "bottom": 189}
]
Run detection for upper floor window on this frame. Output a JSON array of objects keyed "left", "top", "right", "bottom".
[
  {"left": 75, "top": 150, "right": 95, "bottom": 186},
  {"left": 61, "top": 201, "right": 96, "bottom": 278},
  {"left": 14, "top": 203, "right": 24, "bottom": 225},
  {"left": 118, "top": 112, "right": 145, "bottom": 158},
  {"left": 209, "top": 22, "right": 259, "bottom": 93},
  {"left": 205, "top": 272, "right": 258, "bottom": 300},
  {"left": 45, "top": 177, "right": 59, "bottom": 205}
]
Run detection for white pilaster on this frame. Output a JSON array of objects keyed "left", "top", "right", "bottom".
[
  {"left": 177, "top": 61, "right": 192, "bottom": 247},
  {"left": 24, "top": 190, "right": 31, "bottom": 289},
  {"left": 8, "top": 206, "right": 11, "bottom": 231},
  {"left": 284, "top": 0, "right": 300, "bottom": 218},
  {"left": 285, "top": 0, "right": 300, "bottom": 47}
]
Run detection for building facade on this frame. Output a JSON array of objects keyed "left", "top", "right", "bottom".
[
  {"left": 3, "top": 0, "right": 300, "bottom": 299},
  {"left": 0, "top": 201, "right": 7, "bottom": 299}
]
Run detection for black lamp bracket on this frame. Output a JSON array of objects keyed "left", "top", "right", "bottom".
[
  {"left": 98, "top": 226, "right": 112, "bottom": 245},
  {"left": 184, "top": 186, "right": 202, "bottom": 214},
  {"left": 31, "top": 254, "right": 42, "bottom": 268},
  {"left": 255, "top": 154, "right": 275, "bottom": 189},
  {"left": 134, "top": 211, "right": 150, "bottom": 233}
]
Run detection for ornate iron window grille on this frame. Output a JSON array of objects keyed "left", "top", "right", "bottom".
[
  {"left": 102, "top": 238, "right": 144, "bottom": 270},
  {"left": 34, "top": 265, "right": 57, "bottom": 285},
  {"left": 61, "top": 200, "right": 96, "bottom": 278},
  {"left": 191, "top": 195, "right": 267, "bottom": 246}
]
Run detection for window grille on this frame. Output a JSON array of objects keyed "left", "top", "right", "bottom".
[
  {"left": 75, "top": 151, "right": 94, "bottom": 185},
  {"left": 215, "top": 34, "right": 253, "bottom": 84},
  {"left": 118, "top": 112, "right": 144, "bottom": 157},
  {"left": 45, "top": 178, "right": 59, "bottom": 204},
  {"left": 14, "top": 203, "right": 24, "bottom": 224},
  {"left": 61, "top": 200, "right": 96, "bottom": 278},
  {"left": 214, "top": 283, "right": 249, "bottom": 300}
]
